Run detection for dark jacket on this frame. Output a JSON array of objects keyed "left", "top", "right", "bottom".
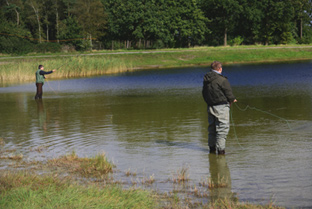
[{"left": 202, "top": 70, "right": 236, "bottom": 106}]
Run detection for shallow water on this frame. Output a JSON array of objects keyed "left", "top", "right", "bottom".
[{"left": 1, "top": 62, "right": 312, "bottom": 208}]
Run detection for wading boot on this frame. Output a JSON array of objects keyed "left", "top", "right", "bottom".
[
  {"left": 209, "top": 146, "right": 216, "bottom": 154},
  {"left": 218, "top": 150, "right": 225, "bottom": 155}
]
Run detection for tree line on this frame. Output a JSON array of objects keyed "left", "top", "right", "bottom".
[{"left": 1, "top": 0, "right": 312, "bottom": 54}]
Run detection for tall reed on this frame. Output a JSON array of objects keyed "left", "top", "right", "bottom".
[
  {"left": 2, "top": 45, "right": 312, "bottom": 85},
  {"left": 0, "top": 56, "right": 132, "bottom": 83}
]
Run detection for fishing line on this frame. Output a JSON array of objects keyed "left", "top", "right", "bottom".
[
  {"left": 234, "top": 103, "right": 292, "bottom": 130},
  {"left": 230, "top": 102, "right": 293, "bottom": 149},
  {"left": 230, "top": 107, "right": 245, "bottom": 150}
]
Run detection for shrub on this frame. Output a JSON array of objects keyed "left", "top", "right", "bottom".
[
  {"left": 152, "top": 39, "right": 165, "bottom": 49},
  {"left": 229, "top": 36, "right": 244, "bottom": 46},
  {"left": 0, "top": 36, "right": 34, "bottom": 55},
  {"left": 34, "top": 42, "right": 62, "bottom": 53}
]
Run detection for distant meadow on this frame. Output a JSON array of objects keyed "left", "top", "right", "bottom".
[{"left": 1, "top": 45, "right": 312, "bottom": 84}]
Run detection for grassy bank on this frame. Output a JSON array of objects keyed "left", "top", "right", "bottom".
[
  {"left": 0, "top": 172, "right": 157, "bottom": 209},
  {"left": 1, "top": 45, "right": 312, "bottom": 84},
  {"left": 0, "top": 150, "right": 285, "bottom": 209},
  {"left": 0, "top": 171, "right": 284, "bottom": 209}
]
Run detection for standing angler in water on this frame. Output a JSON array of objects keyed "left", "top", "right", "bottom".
[
  {"left": 202, "top": 61, "right": 237, "bottom": 155},
  {"left": 35, "top": 65, "right": 56, "bottom": 99}
]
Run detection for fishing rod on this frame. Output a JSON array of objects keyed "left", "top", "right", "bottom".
[
  {"left": 45, "top": 52, "right": 86, "bottom": 93},
  {"left": 54, "top": 52, "right": 86, "bottom": 70}
]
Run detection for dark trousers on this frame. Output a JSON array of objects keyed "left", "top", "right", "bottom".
[{"left": 35, "top": 83, "right": 43, "bottom": 99}]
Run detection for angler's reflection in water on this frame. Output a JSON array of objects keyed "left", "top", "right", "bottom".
[
  {"left": 208, "top": 154, "right": 236, "bottom": 202},
  {"left": 36, "top": 99, "right": 47, "bottom": 131}
]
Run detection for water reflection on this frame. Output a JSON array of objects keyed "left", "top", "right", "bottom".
[
  {"left": 208, "top": 154, "right": 235, "bottom": 202},
  {"left": 0, "top": 63, "right": 312, "bottom": 208},
  {"left": 36, "top": 100, "right": 47, "bottom": 131}
]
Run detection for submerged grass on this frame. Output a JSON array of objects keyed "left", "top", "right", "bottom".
[
  {"left": 47, "top": 151, "right": 114, "bottom": 178},
  {"left": 0, "top": 150, "right": 285, "bottom": 209},
  {"left": 0, "top": 140, "right": 23, "bottom": 160},
  {"left": 0, "top": 153, "right": 23, "bottom": 160},
  {"left": 172, "top": 166, "right": 190, "bottom": 183},
  {"left": 1, "top": 45, "right": 312, "bottom": 84},
  {"left": 203, "top": 198, "right": 285, "bottom": 209},
  {"left": 198, "top": 175, "right": 229, "bottom": 189},
  {"left": 0, "top": 137, "right": 4, "bottom": 146}
]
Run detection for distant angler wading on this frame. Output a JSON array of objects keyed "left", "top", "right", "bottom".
[
  {"left": 202, "top": 61, "right": 237, "bottom": 155},
  {"left": 35, "top": 65, "right": 56, "bottom": 99}
]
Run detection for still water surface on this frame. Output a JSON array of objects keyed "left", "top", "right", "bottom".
[{"left": 1, "top": 62, "right": 312, "bottom": 208}]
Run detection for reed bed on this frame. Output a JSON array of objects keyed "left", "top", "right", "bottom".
[
  {"left": 0, "top": 55, "right": 132, "bottom": 83},
  {"left": 1, "top": 45, "right": 312, "bottom": 85}
]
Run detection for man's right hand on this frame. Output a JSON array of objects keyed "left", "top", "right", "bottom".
[{"left": 230, "top": 99, "right": 237, "bottom": 106}]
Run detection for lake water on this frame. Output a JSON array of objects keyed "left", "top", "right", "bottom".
[{"left": 1, "top": 62, "right": 312, "bottom": 208}]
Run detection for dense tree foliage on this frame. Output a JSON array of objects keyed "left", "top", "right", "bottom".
[{"left": 1, "top": 0, "right": 312, "bottom": 53}]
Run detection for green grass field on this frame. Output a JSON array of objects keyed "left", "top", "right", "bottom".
[
  {"left": 0, "top": 172, "right": 157, "bottom": 209},
  {"left": 1, "top": 45, "right": 312, "bottom": 84}
]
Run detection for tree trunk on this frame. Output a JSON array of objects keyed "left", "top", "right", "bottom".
[
  {"left": 90, "top": 34, "right": 93, "bottom": 50},
  {"left": 224, "top": 27, "right": 227, "bottom": 46},
  {"left": 46, "top": 23, "right": 49, "bottom": 42},
  {"left": 16, "top": 8, "right": 20, "bottom": 25},
  {"left": 55, "top": 0, "right": 59, "bottom": 43},
  {"left": 300, "top": 18, "right": 303, "bottom": 40},
  {"left": 67, "top": 1, "right": 70, "bottom": 17},
  {"left": 30, "top": 1, "right": 41, "bottom": 43},
  {"left": 6, "top": 0, "right": 20, "bottom": 25}
]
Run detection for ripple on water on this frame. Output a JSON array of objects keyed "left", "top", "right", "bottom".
[{"left": 1, "top": 64, "right": 312, "bottom": 208}]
